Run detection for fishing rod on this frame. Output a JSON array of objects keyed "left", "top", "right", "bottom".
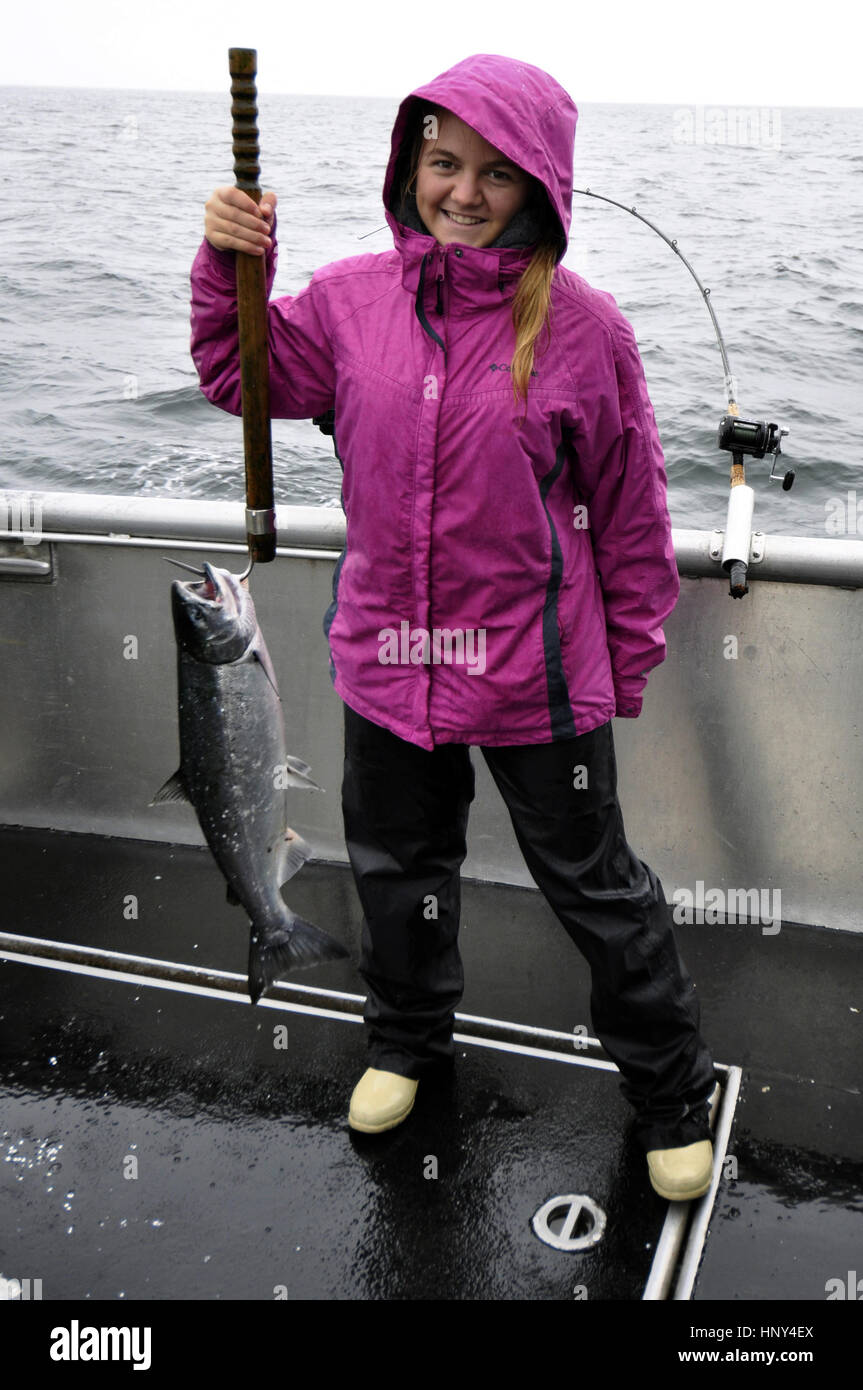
[
  {"left": 573, "top": 187, "right": 792, "bottom": 598},
  {"left": 359, "top": 188, "right": 793, "bottom": 598}
]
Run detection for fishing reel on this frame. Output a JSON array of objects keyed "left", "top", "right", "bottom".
[
  {"left": 718, "top": 412, "right": 792, "bottom": 598},
  {"left": 718, "top": 415, "right": 793, "bottom": 488}
]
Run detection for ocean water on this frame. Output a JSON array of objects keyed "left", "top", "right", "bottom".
[{"left": 1, "top": 86, "right": 861, "bottom": 536}]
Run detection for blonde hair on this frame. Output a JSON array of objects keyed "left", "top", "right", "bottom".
[
  {"left": 395, "top": 103, "right": 560, "bottom": 419},
  {"left": 509, "top": 244, "right": 557, "bottom": 417}
]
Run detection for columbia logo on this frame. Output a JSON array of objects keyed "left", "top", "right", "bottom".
[{"left": 489, "top": 364, "right": 538, "bottom": 376}]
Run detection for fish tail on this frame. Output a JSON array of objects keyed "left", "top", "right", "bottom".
[{"left": 247, "top": 915, "right": 349, "bottom": 1004}]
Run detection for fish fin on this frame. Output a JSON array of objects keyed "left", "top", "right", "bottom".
[
  {"left": 281, "top": 756, "right": 322, "bottom": 791},
  {"left": 150, "top": 770, "right": 190, "bottom": 806},
  {"left": 281, "top": 829, "right": 312, "bottom": 883},
  {"left": 226, "top": 882, "right": 243, "bottom": 907},
  {"left": 247, "top": 916, "right": 349, "bottom": 1004},
  {"left": 252, "top": 642, "right": 282, "bottom": 700}
]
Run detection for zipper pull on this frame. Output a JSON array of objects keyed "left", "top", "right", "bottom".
[{"left": 435, "top": 246, "right": 447, "bottom": 314}]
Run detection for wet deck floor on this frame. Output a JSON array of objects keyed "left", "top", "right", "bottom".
[
  {"left": 0, "top": 965, "right": 666, "bottom": 1301},
  {"left": 1, "top": 825, "right": 862, "bottom": 1304}
]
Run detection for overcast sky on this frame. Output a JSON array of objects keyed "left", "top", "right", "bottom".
[{"left": 1, "top": 0, "right": 859, "bottom": 107}]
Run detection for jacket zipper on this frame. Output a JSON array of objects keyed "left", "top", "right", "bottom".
[{"left": 415, "top": 252, "right": 446, "bottom": 352}]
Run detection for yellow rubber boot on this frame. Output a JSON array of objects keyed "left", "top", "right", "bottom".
[
  {"left": 348, "top": 1068, "right": 418, "bottom": 1133},
  {"left": 647, "top": 1081, "right": 721, "bottom": 1202}
]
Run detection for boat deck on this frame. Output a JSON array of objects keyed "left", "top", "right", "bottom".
[{"left": 1, "top": 824, "right": 861, "bottom": 1304}]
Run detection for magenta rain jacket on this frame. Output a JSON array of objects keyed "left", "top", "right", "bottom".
[{"left": 190, "top": 53, "right": 680, "bottom": 752}]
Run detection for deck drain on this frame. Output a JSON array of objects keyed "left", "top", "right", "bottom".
[{"left": 531, "top": 1194, "right": 606, "bottom": 1251}]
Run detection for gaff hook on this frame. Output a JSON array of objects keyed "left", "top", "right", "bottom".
[
  {"left": 162, "top": 547, "right": 255, "bottom": 583},
  {"left": 163, "top": 558, "right": 206, "bottom": 577}
]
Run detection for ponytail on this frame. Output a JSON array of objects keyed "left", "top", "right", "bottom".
[{"left": 509, "top": 240, "right": 558, "bottom": 418}]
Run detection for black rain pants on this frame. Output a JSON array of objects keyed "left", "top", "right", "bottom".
[{"left": 341, "top": 702, "right": 716, "bottom": 1152}]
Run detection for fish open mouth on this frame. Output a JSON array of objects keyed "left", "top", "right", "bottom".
[
  {"left": 164, "top": 559, "right": 243, "bottom": 608},
  {"left": 196, "top": 565, "right": 222, "bottom": 603},
  {"left": 183, "top": 563, "right": 239, "bottom": 611}
]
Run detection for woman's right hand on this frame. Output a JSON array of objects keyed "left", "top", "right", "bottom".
[{"left": 204, "top": 186, "right": 278, "bottom": 255}]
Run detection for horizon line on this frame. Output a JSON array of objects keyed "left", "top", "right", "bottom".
[{"left": 1, "top": 82, "right": 861, "bottom": 111}]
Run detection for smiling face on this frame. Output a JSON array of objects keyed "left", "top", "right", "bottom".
[{"left": 413, "top": 110, "right": 532, "bottom": 249}]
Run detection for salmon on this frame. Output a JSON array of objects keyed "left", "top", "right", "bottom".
[{"left": 154, "top": 562, "right": 348, "bottom": 1002}]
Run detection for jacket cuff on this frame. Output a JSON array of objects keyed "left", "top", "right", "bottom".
[
  {"left": 199, "top": 236, "right": 238, "bottom": 281},
  {"left": 614, "top": 675, "right": 648, "bottom": 718},
  {"left": 614, "top": 693, "right": 643, "bottom": 718}
]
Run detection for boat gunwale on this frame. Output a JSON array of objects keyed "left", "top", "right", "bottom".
[{"left": 2, "top": 488, "right": 863, "bottom": 586}]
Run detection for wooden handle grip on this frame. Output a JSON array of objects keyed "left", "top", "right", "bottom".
[{"left": 229, "top": 47, "right": 275, "bottom": 564}]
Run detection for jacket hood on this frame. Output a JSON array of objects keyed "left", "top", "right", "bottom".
[{"left": 383, "top": 53, "right": 578, "bottom": 264}]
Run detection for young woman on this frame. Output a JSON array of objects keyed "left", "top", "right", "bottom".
[{"left": 191, "top": 53, "right": 719, "bottom": 1201}]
